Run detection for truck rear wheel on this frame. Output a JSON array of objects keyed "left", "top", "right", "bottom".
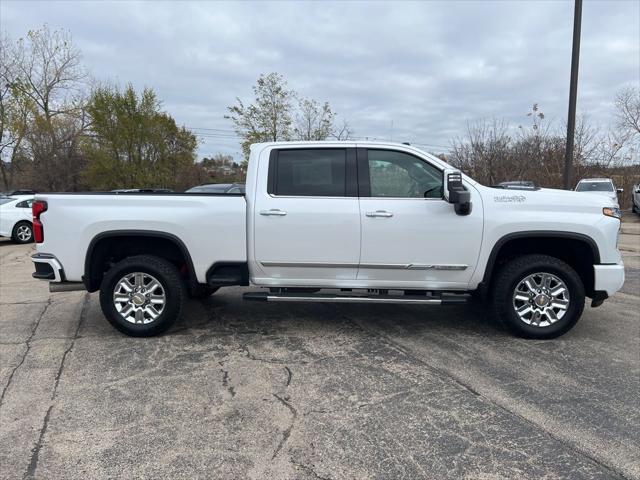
[
  {"left": 99, "top": 255, "right": 185, "bottom": 337},
  {"left": 491, "top": 254, "right": 585, "bottom": 339}
]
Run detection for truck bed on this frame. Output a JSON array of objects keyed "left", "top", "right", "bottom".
[{"left": 36, "top": 193, "right": 247, "bottom": 283}]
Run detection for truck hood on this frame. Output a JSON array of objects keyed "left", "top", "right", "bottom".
[{"left": 484, "top": 186, "right": 617, "bottom": 210}]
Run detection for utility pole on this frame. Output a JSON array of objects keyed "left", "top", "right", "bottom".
[{"left": 564, "top": 0, "right": 583, "bottom": 190}]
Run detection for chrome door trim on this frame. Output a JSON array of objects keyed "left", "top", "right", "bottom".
[
  {"left": 260, "top": 261, "right": 467, "bottom": 271},
  {"left": 260, "top": 261, "right": 359, "bottom": 268},
  {"left": 360, "top": 263, "right": 468, "bottom": 271},
  {"left": 359, "top": 197, "right": 444, "bottom": 201}
]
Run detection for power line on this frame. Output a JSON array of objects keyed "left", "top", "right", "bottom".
[{"left": 187, "top": 126, "right": 237, "bottom": 133}]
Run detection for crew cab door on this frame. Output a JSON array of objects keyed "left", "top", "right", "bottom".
[
  {"left": 251, "top": 147, "right": 361, "bottom": 285},
  {"left": 357, "top": 148, "right": 483, "bottom": 289}
]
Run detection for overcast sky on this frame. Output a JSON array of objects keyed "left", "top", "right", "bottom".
[{"left": 1, "top": 0, "right": 638, "bottom": 160}]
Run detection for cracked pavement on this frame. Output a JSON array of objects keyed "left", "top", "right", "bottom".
[{"left": 0, "top": 235, "right": 639, "bottom": 479}]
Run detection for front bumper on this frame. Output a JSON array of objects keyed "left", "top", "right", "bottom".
[
  {"left": 32, "top": 253, "right": 64, "bottom": 282},
  {"left": 594, "top": 263, "right": 625, "bottom": 296}
]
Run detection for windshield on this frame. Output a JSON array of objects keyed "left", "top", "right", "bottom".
[
  {"left": 0, "top": 197, "right": 15, "bottom": 206},
  {"left": 576, "top": 182, "right": 613, "bottom": 192}
]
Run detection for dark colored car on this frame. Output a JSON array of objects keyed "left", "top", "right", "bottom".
[
  {"left": 0, "top": 189, "right": 36, "bottom": 196},
  {"left": 185, "top": 183, "right": 245, "bottom": 194},
  {"left": 110, "top": 189, "right": 174, "bottom": 193}
]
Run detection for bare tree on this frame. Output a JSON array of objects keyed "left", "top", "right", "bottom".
[
  {"left": 293, "top": 98, "right": 334, "bottom": 141},
  {"left": 2, "top": 26, "right": 89, "bottom": 191},
  {"left": 448, "top": 98, "right": 639, "bottom": 207},
  {"left": 450, "top": 119, "right": 512, "bottom": 185},
  {"left": 0, "top": 35, "right": 35, "bottom": 189},
  {"left": 11, "top": 26, "right": 87, "bottom": 121},
  {"left": 330, "top": 119, "right": 353, "bottom": 140},
  {"left": 615, "top": 86, "right": 640, "bottom": 137}
]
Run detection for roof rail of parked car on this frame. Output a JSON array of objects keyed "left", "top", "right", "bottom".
[{"left": 2, "top": 189, "right": 36, "bottom": 195}]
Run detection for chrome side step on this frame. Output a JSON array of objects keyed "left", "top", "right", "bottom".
[{"left": 242, "top": 291, "right": 469, "bottom": 305}]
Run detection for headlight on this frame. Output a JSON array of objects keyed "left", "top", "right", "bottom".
[{"left": 603, "top": 207, "right": 621, "bottom": 219}]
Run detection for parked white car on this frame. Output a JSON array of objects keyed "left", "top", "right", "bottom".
[
  {"left": 0, "top": 195, "right": 35, "bottom": 243},
  {"left": 575, "top": 178, "right": 622, "bottom": 208},
  {"left": 632, "top": 184, "right": 640, "bottom": 214}
]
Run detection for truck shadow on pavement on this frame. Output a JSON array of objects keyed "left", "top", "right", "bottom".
[{"left": 184, "top": 290, "right": 500, "bottom": 340}]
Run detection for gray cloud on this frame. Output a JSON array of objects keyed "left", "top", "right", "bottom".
[{"left": 1, "top": 0, "right": 638, "bottom": 159}]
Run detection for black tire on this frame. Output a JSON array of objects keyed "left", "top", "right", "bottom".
[
  {"left": 188, "top": 285, "right": 219, "bottom": 299},
  {"left": 12, "top": 221, "right": 33, "bottom": 244},
  {"left": 99, "top": 255, "right": 185, "bottom": 337},
  {"left": 491, "top": 254, "right": 585, "bottom": 339}
]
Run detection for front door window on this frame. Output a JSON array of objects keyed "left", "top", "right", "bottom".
[{"left": 367, "top": 149, "right": 443, "bottom": 199}]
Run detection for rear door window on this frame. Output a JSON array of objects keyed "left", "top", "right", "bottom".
[{"left": 271, "top": 149, "right": 347, "bottom": 197}]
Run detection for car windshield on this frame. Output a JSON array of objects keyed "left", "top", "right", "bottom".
[
  {"left": 576, "top": 182, "right": 613, "bottom": 192},
  {"left": 0, "top": 197, "right": 14, "bottom": 206}
]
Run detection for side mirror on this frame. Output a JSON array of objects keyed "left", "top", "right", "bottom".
[
  {"left": 444, "top": 169, "right": 472, "bottom": 215},
  {"left": 616, "top": 188, "right": 624, "bottom": 194}
]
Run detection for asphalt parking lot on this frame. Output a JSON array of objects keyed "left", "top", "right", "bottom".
[{"left": 1, "top": 228, "right": 639, "bottom": 479}]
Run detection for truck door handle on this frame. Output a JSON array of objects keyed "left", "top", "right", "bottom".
[
  {"left": 366, "top": 210, "right": 393, "bottom": 218},
  {"left": 260, "top": 209, "right": 287, "bottom": 216}
]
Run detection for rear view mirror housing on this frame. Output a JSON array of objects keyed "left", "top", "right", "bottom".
[
  {"left": 443, "top": 169, "right": 472, "bottom": 216},
  {"left": 616, "top": 188, "right": 624, "bottom": 194}
]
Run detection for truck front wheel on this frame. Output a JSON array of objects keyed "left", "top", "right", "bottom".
[
  {"left": 491, "top": 254, "right": 585, "bottom": 339},
  {"left": 99, "top": 255, "right": 185, "bottom": 337}
]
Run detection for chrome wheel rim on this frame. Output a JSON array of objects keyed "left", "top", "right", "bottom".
[
  {"left": 113, "top": 272, "right": 166, "bottom": 324},
  {"left": 512, "top": 272, "right": 570, "bottom": 327},
  {"left": 17, "top": 225, "right": 31, "bottom": 241}
]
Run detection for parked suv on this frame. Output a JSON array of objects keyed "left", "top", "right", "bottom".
[{"left": 575, "top": 178, "right": 622, "bottom": 208}]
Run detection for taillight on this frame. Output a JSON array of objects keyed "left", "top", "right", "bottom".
[{"left": 32, "top": 200, "right": 47, "bottom": 243}]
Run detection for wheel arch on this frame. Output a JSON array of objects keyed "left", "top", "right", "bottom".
[
  {"left": 83, "top": 230, "right": 196, "bottom": 292},
  {"left": 12, "top": 219, "right": 33, "bottom": 230},
  {"left": 480, "top": 231, "right": 600, "bottom": 298}
]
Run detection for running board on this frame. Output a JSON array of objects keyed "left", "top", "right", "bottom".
[{"left": 242, "top": 291, "right": 469, "bottom": 305}]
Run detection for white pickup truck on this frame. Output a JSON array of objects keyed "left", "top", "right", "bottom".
[{"left": 31, "top": 142, "right": 625, "bottom": 339}]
